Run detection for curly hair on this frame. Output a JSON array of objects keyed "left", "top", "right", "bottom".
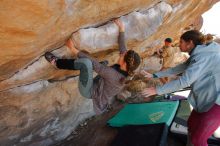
[{"left": 124, "top": 50, "right": 141, "bottom": 76}]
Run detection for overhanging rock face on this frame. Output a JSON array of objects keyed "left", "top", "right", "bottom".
[
  {"left": 0, "top": 0, "right": 219, "bottom": 145},
  {"left": 73, "top": 2, "right": 172, "bottom": 52}
]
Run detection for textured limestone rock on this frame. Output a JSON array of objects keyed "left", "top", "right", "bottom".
[
  {"left": 0, "top": 0, "right": 219, "bottom": 146},
  {"left": 142, "top": 55, "right": 163, "bottom": 72},
  {"left": 0, "top": 78, "right": 94, "bottom": 146}
]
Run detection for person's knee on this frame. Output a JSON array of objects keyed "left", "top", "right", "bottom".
[
  {"left": 74, "top": 58, "right": 92, "bottom": 70},
  {"left": 77, "top": 58, "right": 92, "bottom": 64}
]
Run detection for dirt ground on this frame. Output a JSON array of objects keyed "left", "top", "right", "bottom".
[{"left": 53, "top": 100, "right": 186, "bottom": 146}]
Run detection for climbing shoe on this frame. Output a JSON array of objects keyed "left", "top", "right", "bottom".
[{"left": 44, "top": 52, "right": 58, "bottom": 65}]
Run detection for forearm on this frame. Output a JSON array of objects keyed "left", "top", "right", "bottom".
[
  {"left": 156, "top": 58, "right": 204, "bottom": 95},
  {"left": 156, "top": 79, "right": 187, "bottom": 95},
  {"left": 118, "top": 32, "right": 127, "bottom": 54},
  {"left": 154, "top": 62, "right": 187, "bottom": 78}
]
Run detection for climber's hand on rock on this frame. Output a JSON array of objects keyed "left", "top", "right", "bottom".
[
  {"left": 66, "top": 39, "right": 79, "bottom": 55},
  {"left": 140, "top": 70, "right": 153, "bottom": 78},
  {"left": 66, "top": 38, "right": 75, "bottom": 48},
  {"left": 114, "top": 19, "right": 125, "bottom": 32}
]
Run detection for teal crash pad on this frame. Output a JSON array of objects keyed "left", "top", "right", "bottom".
[{"left": 108, "top": 101, "right": 179, "bottom": 127}]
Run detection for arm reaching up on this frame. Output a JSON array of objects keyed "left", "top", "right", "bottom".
[
  {"left": 114, "top": 19, "right": 127, "bottom": 54},
  {"left": 114, "top": 19, "right": 125, "bottom": 32}
]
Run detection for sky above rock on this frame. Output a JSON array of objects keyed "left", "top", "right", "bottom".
[{"left": 201, "top": 1, "right": 220, "bottom": 37}]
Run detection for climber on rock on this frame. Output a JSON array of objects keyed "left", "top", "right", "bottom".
[{"left": 44, "top": 19, "right": 141, "bottom": 114}]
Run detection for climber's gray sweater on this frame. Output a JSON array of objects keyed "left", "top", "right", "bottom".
[{"left": 77, "top": 32, "right": 128, "bottom": 114}]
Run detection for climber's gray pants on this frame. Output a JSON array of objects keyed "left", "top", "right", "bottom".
[{"left": 74, "top": 58, "right": 93, "bottom": 99}]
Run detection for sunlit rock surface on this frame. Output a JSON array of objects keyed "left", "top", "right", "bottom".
[{"left": 0, "top": 0, "right": 219, "bottom": 145}]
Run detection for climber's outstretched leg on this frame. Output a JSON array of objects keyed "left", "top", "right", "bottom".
[
  {"left": 56, "top": 59, "right": 76, "bottom": 70},
  {"left": 44, "top": 52, "right": 93, "bottom": 99}
]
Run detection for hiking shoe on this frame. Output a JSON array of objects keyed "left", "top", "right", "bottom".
[{"left": 44, "top": 52, "right": 58, "bottom": 65}]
